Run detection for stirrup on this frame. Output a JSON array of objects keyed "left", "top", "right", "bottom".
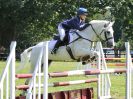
[{"left": 51, "top": 48, "right": 57, "bottom": 54}]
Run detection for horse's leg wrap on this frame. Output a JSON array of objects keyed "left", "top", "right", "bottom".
[
  {"left": 81, "top": 50, "right": 98, "bottom": 65},
  {"left": 81, "top": 55, "right": 90, "bottom": 61},
  {"left": 81, "top": 55, "right": 91, "bottom": 65},
  {"left": 90, "top": 56, "right": 96, "bottom": 62}
]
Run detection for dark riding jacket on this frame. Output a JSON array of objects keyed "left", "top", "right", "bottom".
[{"left": 61, "top": 16, "right": 87, "bottom": 33}]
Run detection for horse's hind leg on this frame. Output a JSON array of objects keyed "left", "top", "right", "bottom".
[
  {"left": 24, "top": 64, "right": 35, "bottom": 85},
  {"left": 41, "top": 60, "right": 52, "bottom": 72},
  {"left": 48, "top": 60, "right": 52, "bottom": 67},
  {"left": 26, "top": 60, "right": 52, "bottom": 82},
  {"left": 24, "top": 62, "right": 36, "bottom": 86},
  {"left": 21, "top": 63, "right": 37, "bottom": 96},
  {"left": 22, "top": 60, "right": 52, "bottom": 96}
]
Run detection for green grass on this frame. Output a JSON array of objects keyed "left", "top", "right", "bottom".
[{"left": 0, "top": 61, "right": 126, "bottom": 99}]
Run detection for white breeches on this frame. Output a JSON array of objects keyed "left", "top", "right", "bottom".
[{"left": 58, "top": 24, "right": 65, "bottom": 41}]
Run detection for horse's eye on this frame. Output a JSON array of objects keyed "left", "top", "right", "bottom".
[{"left": 106, "top": 31, "right": 110, "bottom": 34}]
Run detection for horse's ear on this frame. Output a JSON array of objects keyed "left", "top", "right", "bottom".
[
  {"left": 108, "top": 21, "right": 115, "bottom": 27},
  {"left": 110, "top": 21, "right": 115, "bottom": 26},
  {"left": 104, "top": 21, "right": 115, "bottom": 28},
  {"left": 104, "top": 22, "right": 110, "bottom": 28}
]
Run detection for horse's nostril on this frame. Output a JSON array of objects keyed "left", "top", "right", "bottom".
[
  {"left": 107, "top": 41, "right": 113, "bottom": 48},
  {"left": 107, "top": 44, "right": 113, "bottom": 48}
]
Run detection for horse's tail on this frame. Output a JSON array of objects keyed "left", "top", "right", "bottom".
[{"left": 17, "top": 46, "right": 34, "bottom": 71}]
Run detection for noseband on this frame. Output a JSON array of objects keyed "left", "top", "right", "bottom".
[{"left": 104, "top": 31, "right": 114, "bottom": 42}]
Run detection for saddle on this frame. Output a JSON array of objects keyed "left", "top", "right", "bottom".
[
  {"left": 52, "top": 33, "right": 76, "bottom": 60},
  {"left": 53, "top": 32, "right": 70, "bottom": 47},
  {"left": 51, "top": 32, "right": 71, "bottom": 54}
]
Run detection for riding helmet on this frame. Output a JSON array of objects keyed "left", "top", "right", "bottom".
[{"left": 77, "top": 7, "right": 88, "bottom": 15}]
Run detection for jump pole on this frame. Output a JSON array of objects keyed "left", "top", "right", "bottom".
[
  {"left": 96, "top": 42, "right": 111, "bottom": 99},
  {"left": 24, "top": 41, "right": 132, "bottom": 99},
  {"left": 44, "top": 42, "right": 132, "bottom": 99},
  {"left": 48, "top": 69, "right": 126, "bottom": 77},
  {"left": 125, "top": 42, "right": 132, "bottom": 99},
  {"left": 15, "top": 78, "right": 98, "bottom": 90},
  {"left": 97, "top": 42, "right": 133, "bottom": 99},
  {"left": 104, "top": 58, "right": 133, "bottom": 60},
  {"left": 43, "top": 41, "right": 49, "bottom": 99}
]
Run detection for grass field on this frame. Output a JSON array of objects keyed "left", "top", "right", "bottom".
[{"left": 0, "top": 61, "right": 126, "bottom": 99}]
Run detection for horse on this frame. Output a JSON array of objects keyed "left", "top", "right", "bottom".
[{"left": 19, "top": 20, "right": 115, "bottom": 85}]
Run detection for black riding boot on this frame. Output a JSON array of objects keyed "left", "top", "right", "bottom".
[{"left": 51, "top": 40, "right": 62, "bottom": 54}]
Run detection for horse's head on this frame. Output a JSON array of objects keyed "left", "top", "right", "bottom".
[
  {"left": 102, "top": 21, "right": 115, "bottom": 47},
  {"left": 88, "top": 20, "right": 115, "bottom": 48}
]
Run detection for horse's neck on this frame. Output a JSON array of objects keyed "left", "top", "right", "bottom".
[
  {"left": 72, "top": 22, "right": 105, "bottom": 43},
  {"left": 77, "top": 26, "right": 97, "bottom": 41}
]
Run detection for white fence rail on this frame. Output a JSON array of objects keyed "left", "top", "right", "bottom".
[
  {"left": 75, "top": 42, "right": 133, "bottom": 99},
  {"left": 0, "top": 41, "right": 132, "bottom": 99},
  {"left": 0, "top": 41, "right": 16, "bottom": 99},
  {"left": 96, "top": 42, "right": 111, "bottom": 99},
  {"left": 125, "top": 42, "right": 133, "bottom": 99},
  {"left": 26, "top": 41, "right": 48, "bottom": 99}
]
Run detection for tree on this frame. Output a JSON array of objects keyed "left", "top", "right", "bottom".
[{"left": 0, "top": 0, "right": 133, "bottom": 51}]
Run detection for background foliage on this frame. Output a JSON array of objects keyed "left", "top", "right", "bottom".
[{"left": 0, "top": 0, "right": 133, "bottom": 51}]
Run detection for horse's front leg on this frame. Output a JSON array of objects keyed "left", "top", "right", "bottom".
[
  {"left": 80, "top": 55, "right": 90, "bottom": 65},
  {"left": 20, "top": 63, "right": 35, "bottom": 96},
  {"left": 89, "top": 50, "right": 98, "bottom": 61},
  {"left": 76, "top": 48, "right": 98, "bottom": 65}
]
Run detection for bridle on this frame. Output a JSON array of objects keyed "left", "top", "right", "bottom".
[{"left": 90, "top": 24, "right": 114, "bottom": 43}]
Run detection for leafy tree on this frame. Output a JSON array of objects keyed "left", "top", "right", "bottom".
[
  {"left": 111, "top": 0, "right": 133, "bottom": 48},
  {"left": 0, "top": 0, "right": 133, "bottom": 51}
]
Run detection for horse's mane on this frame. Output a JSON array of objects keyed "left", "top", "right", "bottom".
[
  {"left": 89, "top": 20, "right": 109, "bottom": 24},
  {"left": 79, "top": 20, "right": 109, "bottom": 32}
]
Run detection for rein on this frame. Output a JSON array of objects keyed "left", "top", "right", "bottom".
[
  {"left": 68, "top": 31, "right": 94, "bottom": 45},
  {"left": 90, "top": 24, "right": 113, "bottom": 42},
  {"left": 68, "top": 23, "right": 113, "bottom": 45}
]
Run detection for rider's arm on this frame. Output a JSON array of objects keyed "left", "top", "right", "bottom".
[
  {"left": 61, "top": 17, "right": 90, "bottom": 31},
  {"left": 78, "top": 23, "right": 90, "bottom": 31},
  {"left": 62, "top": 17, "right": 80, "bottom": 30},
  {"left": 69, "top": 17, "right": 90, "bottom": 31}
]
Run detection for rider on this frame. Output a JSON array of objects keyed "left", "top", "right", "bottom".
[{"left": 51, "top": 7, "right": 89, "bottom": 54}]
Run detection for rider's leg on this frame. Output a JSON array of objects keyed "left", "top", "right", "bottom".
[
  {"left": 58, "top": 23, "right": 65, "bottom": 41},
  {"left": 51, "top": 39, "right": 62, "bottom": 54},
  {"left": 51, "top": 24, "right": 65, "bottom": 54}
]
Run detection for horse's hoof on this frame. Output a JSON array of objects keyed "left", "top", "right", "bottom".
[
  {"left": 19, "top": 94, "right": 22, "bottom": 96},
  {"left": 90, "top": 56, "right": 96, "bottom": 62},
  {"left": 19, "top": 91, "right": 26, "bottom": 96},
  {"left": 87, "top": 59, "right": 91, "bottom": 63},
  {"left": 82, "top": 62, "right": 86, "bottom": 65}
]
